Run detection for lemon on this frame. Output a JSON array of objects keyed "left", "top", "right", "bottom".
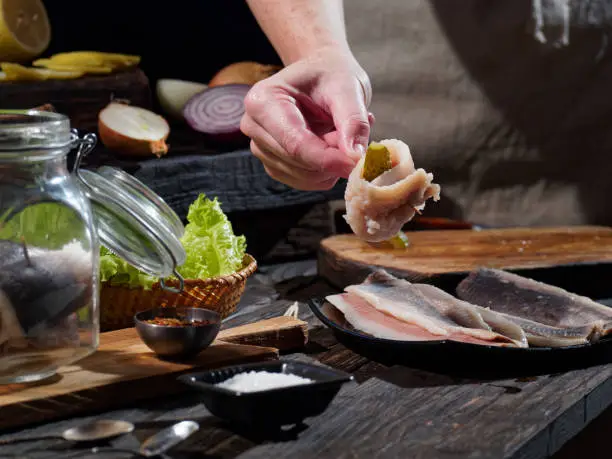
[{"left": 0, "top": 0, "right": 50, "bottom": 63}]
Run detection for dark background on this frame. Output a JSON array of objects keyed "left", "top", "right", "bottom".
[
  {"left": 39, "top": 1, "right": 331, "bottom": 263},
  {"left": 42, "top": 0, "right": 282, "bottom": 84}
]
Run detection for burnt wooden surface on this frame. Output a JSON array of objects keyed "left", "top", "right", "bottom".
[
  {"left": 0, "top": 260, "right": 611, "bottom": 459},
  {"left": 0, "top": 69, "right": 151, "bottom": 134},
  {"left": 319, "top": 226, "right": 612, "bottom": 289},
  {"left": 218, "top": 316, "right": 308, "bottom": 351}
]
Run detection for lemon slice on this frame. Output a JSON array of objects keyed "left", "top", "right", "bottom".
[
  {"left": 33, "top": 58, "right": 113, "bottom": 74},
  {"left": 46, "top": 51, "right": 140, "bottom": 68},
  {"left": 1, "top": 62, "right": 83, "bottom": 81},
  {"left": 0, "top": 0, "right": 50, "bottom": 63}
]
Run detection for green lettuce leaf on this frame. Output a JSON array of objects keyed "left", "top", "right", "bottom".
[
  {"left": 99, "top": 246, "right": 157, "bottom": 289},
  {"left": 178, "top": 195, "right": 247, "bottom": 279},
  {"left": 100, "top": 194, "right": 247, "bottom": 289}
]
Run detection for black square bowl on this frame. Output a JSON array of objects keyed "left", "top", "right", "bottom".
[{"left": 177, "top": 360, "right": 354, "bottom": 427}]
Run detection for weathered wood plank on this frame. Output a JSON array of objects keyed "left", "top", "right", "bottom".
[
  {"left": 2, "top": 261, "right": 612, "bottom": 459},
  {"left": 231, "top": 365, "right": 612, "bottom": 459},
  {"left": 2, "top": 354, "right": 611, "bottom": 459},
  {"left": 219, "top": 316, "right": 309, "bottom": 351},
  {"left": 585, "top": 377, "right": 612, "bottom": 423},
  {"left": 549, "top": 400, "right": 612, "bottom": 459}
]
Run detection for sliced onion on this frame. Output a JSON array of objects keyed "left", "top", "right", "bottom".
[
  {"left": 156, "top": 78, "right": 207, "bottom": 120},
  {"left": 183, "top": 84, "right": 250, "bottom": 146},
  {"left": 98, "top": 102, "right": 170, "bottom": 157}
]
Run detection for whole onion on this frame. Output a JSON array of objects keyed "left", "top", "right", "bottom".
[{"left": 208, "top": 61, "right": 281, "bottom": 87}]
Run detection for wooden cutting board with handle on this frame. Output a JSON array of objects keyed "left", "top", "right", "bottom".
[
  {"left": 318, "top": 226, "right": 612, "bottom": 289},
  {"left": 0, "top": 316, "right": 308, "bottom": 431}
]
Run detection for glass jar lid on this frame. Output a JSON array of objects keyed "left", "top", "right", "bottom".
[
  {"left": 72, "top": 129, "right": 186, "bottom": 280},
  {"left": 0, "top": 109, "right": 72, "bottom": 157},
  {"left": 0, "top": 109, "right": 185, "bottom": 282}
]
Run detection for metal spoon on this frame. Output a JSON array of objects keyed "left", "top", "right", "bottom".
[
  {"left": 89, "top": 420, "right": 199, "bottom": 457},
  {"left": 0, "top": 419, "right": 135, "bottom": 445}
]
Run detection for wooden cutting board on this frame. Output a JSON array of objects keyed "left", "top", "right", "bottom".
[
  {"left": 0, "top": 316, "right": 307, "bottom": 431},
  {"left": 318, "top": 226, "right": 612, "bottom": 288}
]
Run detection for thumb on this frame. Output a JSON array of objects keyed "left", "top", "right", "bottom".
[{"left": 328, "top": 79, "right": 371, "bottom": 161}]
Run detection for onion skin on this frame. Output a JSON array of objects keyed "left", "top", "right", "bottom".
[
  {"left": 98, "top": 103, "right": 170, "bottom": 158},
  {"left": 208, "top": 61, "right": 281, "bottom": 87},
  {"left": 98, "top": 122, "right": 169, "bottom": 157}
]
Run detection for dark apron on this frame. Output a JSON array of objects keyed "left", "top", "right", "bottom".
[{"left": 347, "top": 0, "right": 612, "bottom": 226}]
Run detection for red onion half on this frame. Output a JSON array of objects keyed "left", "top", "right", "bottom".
[{"left": 183, "top": 84, "right": 250, "bottom": 146}]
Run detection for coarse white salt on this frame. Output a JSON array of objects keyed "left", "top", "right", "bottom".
[{"left": 215, "top": 371, "right": 313, "bottom": 393}]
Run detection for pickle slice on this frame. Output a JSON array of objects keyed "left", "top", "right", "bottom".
[
  {"left": 362, "top": 142, "right": 392, "bottom": 182},
  {"left": 386, "top": 231, "right": 410, "bottom": 249},
  {"left": 370, "top": 232, "right": 411, "bottom": 250},
  {"left": 361, "top": 141, "right": 410, "bottom": 249}
]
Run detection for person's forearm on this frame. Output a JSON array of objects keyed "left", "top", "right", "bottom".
[{"left": 246, "top": 0, "right": 350, "bottom": 65}]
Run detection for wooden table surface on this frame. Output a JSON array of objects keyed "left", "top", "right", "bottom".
[{"left": 1, "top": 260, "right": 611, "bottom": 459}]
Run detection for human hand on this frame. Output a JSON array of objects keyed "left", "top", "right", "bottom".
[{"left": 240, "top": 48, "right": 373, "bottom": 191}]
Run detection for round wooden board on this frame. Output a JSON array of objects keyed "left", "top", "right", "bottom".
[{"left": 317, "top": 226, "right": 612, "bottom": 288}]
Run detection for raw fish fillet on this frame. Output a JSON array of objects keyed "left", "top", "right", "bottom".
[
  {"left": 327, "top": 292, "right": 456, "bottom": 342},
  {"left": 413, "top": 284, "right": 527, "bottom": 346},
  {"left": 344, "top": 139, "right": 441, "bottom": 242},
  {"left": 415, "top": 283, "right": 588, "bottom": 347},
  {"left": 487, "top": 314, "right": 594, "bottom": 347},
  {"left": 326, "top": 270, "right": 526, "bottom": 347},
  {"left": 456, "top": 268, "right": 612, "bottom": 344}
]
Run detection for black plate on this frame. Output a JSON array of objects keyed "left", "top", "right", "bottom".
[
  {"left": 307, "top": 297, "right": 612, "bottom": 379},
  {"left": 177, "top": 360, "right": 353, "bottom": 427}
]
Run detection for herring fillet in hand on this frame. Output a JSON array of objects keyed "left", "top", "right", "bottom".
[
  {"left": 456, "top": 268, "right": 612, "bottom": 344},
  {"left": 326, "top": 270, "right": 526, "bottom": 347},
  {"left": 344, "top": 139, "right": 441, "bottom": 242}
]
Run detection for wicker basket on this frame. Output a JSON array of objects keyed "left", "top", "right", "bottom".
[{"left": 99, "top": 254, "right": 257, "bottom": 331}]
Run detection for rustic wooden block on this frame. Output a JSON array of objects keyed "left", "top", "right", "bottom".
[
  {"left": 219, "top": 316, "right": 309, "bottom": 351},
  {"left": 0, "top": 69, "right": 151, "bottom": 133}
]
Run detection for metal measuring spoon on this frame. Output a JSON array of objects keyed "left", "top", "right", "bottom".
[
  {"left": 0, "top": 419, "right": 135, "bottom": 445},
  {"left": 89, "top": 420, "right": 199, "bottom": 457}
]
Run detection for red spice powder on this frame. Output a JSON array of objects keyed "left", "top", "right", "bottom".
[{"left": 146, "top": 317, "right": 211, "bottom": 327}]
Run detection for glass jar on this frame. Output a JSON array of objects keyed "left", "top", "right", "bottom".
[
  {"left": 0, "top": 110, "right": 98, "bottom": 383},
  {"left": 0, "top": 109, "right": 186, "bottom": 384}
]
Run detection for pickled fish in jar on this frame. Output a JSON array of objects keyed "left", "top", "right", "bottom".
[{"left": 0, "top": 202, "right": 96, "bottom": 383}]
